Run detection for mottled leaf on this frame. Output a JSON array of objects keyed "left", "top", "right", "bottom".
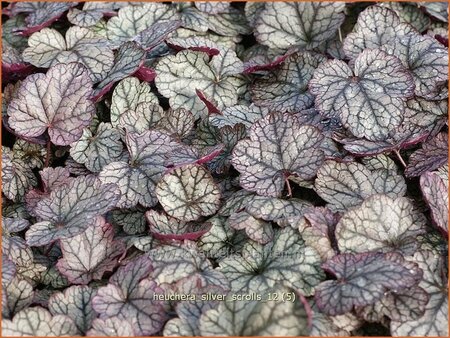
[
  {"left": 315, "top": 161, "right": 406, "bottom": 211},
  {"left": 92, "top": 255, "right": 167, "bottom": 335},
  {"left": 2, "top": 307, "right": 78, "bottom": 336},
  {"left": 155, "top": 49, "right": 245, "bottom": 118},
  {"left": 199, "top": 285, "right": 310, "bottom": 336},
  {"left": 106, "top": 3, "right": 179, "bottom": 45},
  {"left": 310, "top": 49, "right": 414, "bottom": 140},
  {"left": 110, "top": 76, "right": 159, "bottom": 126},
  {"left": 2, "top": 147, "right": 37, "bottom": 202},
  {"left": 391, "top": 250, "right": 448, "bottom": 336},
  {"left": 382, "top": 33, "right": 448, "bottom": 97},
  {"left": 228, "top": 211, "right": 273, "bottom": 244},
  {"left": 87, "top": 317, "right": 135, "bottom": 336}
]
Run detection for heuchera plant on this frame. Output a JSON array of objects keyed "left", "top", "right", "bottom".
[{"left": 1, "top": 1, "right": 448, "bottom": 337}]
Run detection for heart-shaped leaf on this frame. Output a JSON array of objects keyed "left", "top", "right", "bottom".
[
  {"left": 251, "top": 52, "right": 326, "bottom": 112},
  {"left": 154, "top": 49, "right": 245, "bottom": 118},
  {"left": 106, "top": 3, "right": 179, "bottom": 46},
  {"left": 255, "top": 2, "right": 345, "bottom": 50},
  {"left": 70, "top": 122, "right": 123, "bottom": 173},
  {"left": 315, "top": 161, "right": 406, "bottom": 211},
  {"left": 92, "top": 255, "right": 167, "bottom": 336},
  {"left": 7, "top": 63, "right": 95, "bottom": 146},
  {"left": 25, "top": 175, "right": 120, "bottom": 246},
  {"left": 343, "top": 5, "right": 415, "bottom": 59},
  {"left": 335, "top": 195, "right": 427, "bottom": 254},
  {"left": 99, "top": 130, "right": 179, "bottom": 208},
  {"left": 231, "top": 112, "right": 324, "bottom": 197},
  {"left": 381, "top": 33, "right": 448, "bottom": 97},
  {"left": 48, "top": 285, "right": 96, "bottom": 334},
  {"left": 310, "top": 49, "right": 414, "bottom": 140},
  {"left": 23, "top": 27, "right": 114, "bottom": 82},
  {"left": 219, "top": 227, "right": 324, "bottom": 295},
  {"left": 315, "top": 252, "right": 423, "bottom": 316},
  {"left": 156, "top": 164, "right": 221, "bottom": 222},
  {"left": 56, "top": 217, "right": 125, "bottom": 284}
]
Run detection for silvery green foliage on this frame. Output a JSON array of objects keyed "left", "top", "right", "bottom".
[{"left": 2, "top": 1, "right": 448, "bottom": 337}]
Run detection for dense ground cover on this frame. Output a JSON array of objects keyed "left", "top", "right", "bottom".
[{"left": 1, "top": 1, "right": 448, "bottom": 336}]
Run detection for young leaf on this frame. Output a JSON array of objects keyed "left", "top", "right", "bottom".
[
  {"left": 48, "top": 285, "right": 96, "bottom": 334},
  {"left": 255, "top": 2, "right": 345, "bottom": 50},
  {"left": 23, "top": 27, "right": 114, "bottom": 82},
  {"left": 156, "top": 164, "right": 221, "bottom": 222},
  {"left": 25, "top": 175, "right": 120, "bottom": 246},
  {"left": 219, "top": 227, "right": 324, "bottom": 295},
  {"left": 199, "top": 286, "right": 311, "bottom": 336},
  {"left": 231, "top": 112, "right": 324, "bottom": 197},
  {"left": 92, "top": 255, "right": 167, "bottom": 335},
  {"left": 250, "top": 52, "right": 326, "bottom": 112},
  {"left": 7, "top": 63, "right": 95, "bottom": 146},
  {"left": 420, "top": 171, "right": 448, "bottom": 235},
  {"left": 110, "top": 77, "right": 159, "bottom": 127},
  {"left": 310, "top": 49, "right": 414, "bottom": 141},
  {"left": 315, "top": 252, "right": 423, "bottom": 316},
  {"left": 56, "top": 217, "right": 125, "bottom": 284},
  {"left": 335, "top": 195, "right": 427, "bottom": 254}
]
